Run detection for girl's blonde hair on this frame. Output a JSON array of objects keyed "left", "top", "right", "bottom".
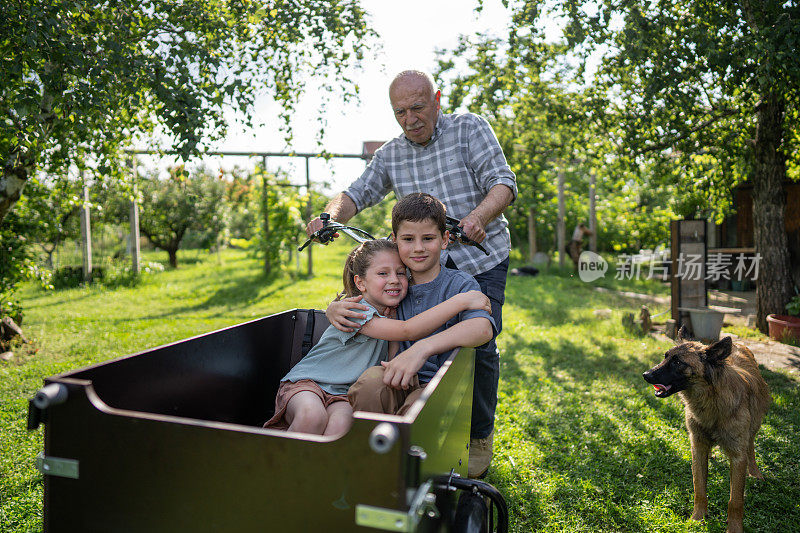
[{"left": 338, "top": 240, "right": 400, "bottom": 300}]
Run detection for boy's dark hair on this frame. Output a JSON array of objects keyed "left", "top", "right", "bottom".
[{"left": 391, "top": 193, "right": 447, "bottom": 235}]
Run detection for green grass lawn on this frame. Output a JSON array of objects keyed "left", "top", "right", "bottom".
[{"left": 2, "top": 245, "right": 798, "bottom": 532}]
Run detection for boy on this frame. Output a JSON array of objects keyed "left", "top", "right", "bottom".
[{"left": 328, "top": 193, "right": 495, "bottom": 476}]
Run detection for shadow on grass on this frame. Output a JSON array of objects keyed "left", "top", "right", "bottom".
[{"left": 493, "top": 324, "right": 800, "bottom": 531}]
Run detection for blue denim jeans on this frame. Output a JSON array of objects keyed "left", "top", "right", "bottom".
[{"left": 448, "top": 256, "right": 508, "bottom": 440}]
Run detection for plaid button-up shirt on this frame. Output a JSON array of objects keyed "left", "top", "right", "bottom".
[{"left": 345, "top": 112, "right": 517, "bottom": 276}]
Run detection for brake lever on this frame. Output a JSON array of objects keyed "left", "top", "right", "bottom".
[
  {"left": 298, "top": 212, "right": 336, "bottom": 251},
  {"left": 298, "top": 226, "right": 337, "bottom": 251},
  {"left": 446, "top": 216, "right": 490, "bottom": 256},
  {"left": 298, "top": 213, "right": 377, "bottom": 251}
]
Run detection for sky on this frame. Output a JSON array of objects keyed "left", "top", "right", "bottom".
[{"left": 167, "top": 0, "right": 516, "bottom": 192}]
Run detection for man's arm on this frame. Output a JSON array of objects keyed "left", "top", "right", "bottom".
[
  {"left": 306, "top": 192, "right": 359, "bottom": 237},
  {"left": 380, "top": 317, "right": 493, "bottom": 389},
  {"left": 459, "top": 184, "right": 515, "bottom": 243}
]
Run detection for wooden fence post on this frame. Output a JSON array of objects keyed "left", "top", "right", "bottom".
[
  {"left": 589, "top": 170, "right": 597, "bottom": 253},
  {"left": 262, "top": 155, "right": 270, "bottom": 275},
  {"left": 128, "top": 156, "right": 141, "bottom": 274},
  {"left": 305, "top": 156, "right": 313, "bottom": 277},
  {"left": 528, "top": 207, "right": 537, "bottom": 261},
  {"left": 80, "top": 171, "right": 92, "bottom": 281},
  {"left": 557, "top": 171, "right": 565, "bottom": 268}
]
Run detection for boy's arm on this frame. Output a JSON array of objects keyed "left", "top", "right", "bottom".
[
  {"left": 326, "top": 295, "right": 370, "bottom": 332},
  {"left": 380, "top": 317, "right": 493, "bottom": 389},
  {"left": 359, "top": 291, "right": 490, "bottom": 342}
]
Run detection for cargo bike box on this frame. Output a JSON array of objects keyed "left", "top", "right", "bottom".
[{"left": 28, "top": 308, "right": 507, "bottom": 532}]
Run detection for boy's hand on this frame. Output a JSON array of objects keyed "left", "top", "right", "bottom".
[
  {"left": 326, "top": 296, "right": 369, "bottom": 332},
  {"left": 459, "top": 290, "right": 491, "bottom": 313},
  {"left": 380, "top": 344, "right": 428, "bottom": 389}
]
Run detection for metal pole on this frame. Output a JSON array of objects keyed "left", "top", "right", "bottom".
[
  {"left": 305, "top": 156, "right": 313, "bottom": 276},
  {"left": 80, "top": 171, "right": 93, "bottom": 281},
  {"left": 128, "top": 156, "right": 141, "bottom": 274},
  {"left": 528, "top": 206, "right": 537, "bottom": 261},
  {"left": 589, "top": 170, "right": 597, "bottom": 253},
  {"left": 262, "top": 155, "right": 270, "bottom": 275},
  {"left": 557, "top": 171, "right": 565, "bottom": 268}
]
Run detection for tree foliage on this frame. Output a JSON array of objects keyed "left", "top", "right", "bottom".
[
  {"left": 0, "top": 0, "right": 374, "bottom": 221},
  {"left": 475, "top": 0, "right": 799, "bottom": 330},
  {"left": 436, "top": 33, "right": 676, "bottom": 255},
  {"left": 138, "top": 166, "right": 227, "bottom": 267},
  {"left": 16, "top": 175, "right": 83, "bottom": 268}
]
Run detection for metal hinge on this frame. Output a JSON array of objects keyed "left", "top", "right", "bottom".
[
  {"left": 355, "top": 480, "right": 439, "bottom": 532},
  {"left": 36, "top": 452, "right": 79, "bottom": 479}
]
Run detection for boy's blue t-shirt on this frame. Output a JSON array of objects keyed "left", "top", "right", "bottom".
[
  {"left": 396, "top": 266, "right": 496, "bottom": 383},
  {"left": 282, "top": 301, "right": 387, "bottom": 395}
]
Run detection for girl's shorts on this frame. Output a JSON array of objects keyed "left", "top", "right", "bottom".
[{"left": 263, "top": 379, "right": 348, "bottom": 430}]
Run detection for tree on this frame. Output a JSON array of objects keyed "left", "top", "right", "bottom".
[
  {"left": 138, "top": 166, "right": 227, "bottom": 268},
  {"left": 491, "top": 0, "right": 799, "bottom": 331},
  {"left": 436, "top": 34, "right": 676, "bottom": 255},
  {"left": 0, "top": 0, "right": 374, "bottom": 222},
  {"left": 17, "top": 176, "right": 82, "bottom": 268}
]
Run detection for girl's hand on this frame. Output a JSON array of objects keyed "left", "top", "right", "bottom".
[
  {"left": 326, "top": 295, "right": 369, "bottom": 332},
  {"left": 459, "top": 290, "right": 491, "bottom": 313}
]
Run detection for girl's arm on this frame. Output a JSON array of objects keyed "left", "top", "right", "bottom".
[{"left": 358, "top": 290, "right": 490, "bottom": 342}]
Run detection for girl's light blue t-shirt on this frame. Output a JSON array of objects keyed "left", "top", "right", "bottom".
[{"left": 282, "top": 301, "right": 387, "bottom": 395}]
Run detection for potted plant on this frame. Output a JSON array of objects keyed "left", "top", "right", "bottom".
[{"left": 766, "top": 294, "right": 800, "bottom": 343}]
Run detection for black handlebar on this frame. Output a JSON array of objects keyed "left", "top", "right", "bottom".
[
  {"left": 298, "top": 214, "right": 377, "bottom": 251},
  {"left": 445, "top": 216, "right": 490, "bottom": 256},
  {"left": 299, "top": 213, "right": 490, "bottom": 256}
]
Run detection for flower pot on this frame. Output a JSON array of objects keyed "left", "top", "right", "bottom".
[
  {"left": 766, "top": 314, "right": 800, "bottom": 343},
  {"left": 679, "top": 307, "right": 724, "bottom": 342}
]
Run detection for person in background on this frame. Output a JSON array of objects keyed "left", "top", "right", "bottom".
[{"left": 566, "top": 223, "right": 594, "bottom": 269}]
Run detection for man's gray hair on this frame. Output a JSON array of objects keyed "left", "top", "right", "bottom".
[{"left": 390, "top": 70, "right": 439, "bottom": 101}]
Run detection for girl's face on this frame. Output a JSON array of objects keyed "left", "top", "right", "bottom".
[{"left": 354, "top": 250, "right": 408, "bottom": 309}]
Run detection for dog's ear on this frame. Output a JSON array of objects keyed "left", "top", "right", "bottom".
[
  {"left": 704, "top": 336, "right": 733, "bottom": 363},
  {"left": 675, "top": 325, "right": 691, "bottom": 344}
]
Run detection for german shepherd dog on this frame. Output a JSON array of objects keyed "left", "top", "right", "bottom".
[{"left": 642, "top": 331, "right": 770, "bottom": 533}]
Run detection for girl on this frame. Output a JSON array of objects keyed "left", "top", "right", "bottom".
[{"left": 264, "top": 239, "right": 490, "bottom": 436}]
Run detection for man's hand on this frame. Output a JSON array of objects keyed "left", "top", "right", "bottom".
[
  {"left": 305, "top": 193, "right": 357, "bottom": 238},
  {"left": 380, "top": 346, "right": 428, "bottom": 389},
  {"left": 459, "top": 212, "right": 487, "bottom": 243},
  {"left": 305, "top": 216, "right": 339, "bottom": 240},
  {"left": 326, "top": 295, "right": 369, "bottom": 332}
]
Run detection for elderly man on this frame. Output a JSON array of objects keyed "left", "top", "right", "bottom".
[{"left": 306, "top": 70, "right": 516, "bottom": 478}]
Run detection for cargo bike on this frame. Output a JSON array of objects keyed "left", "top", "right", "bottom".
[{"left": 27, "top": 215, "right": 508, "bottom": 532}]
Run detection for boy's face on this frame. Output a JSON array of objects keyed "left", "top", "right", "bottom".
[{"left": 392, "top": 219, "right": 448, "bottom": 279}]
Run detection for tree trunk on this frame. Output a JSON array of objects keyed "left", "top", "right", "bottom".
[
  {"left": 0, "top": 166, "right": 30, "bottom": 223},
  {"left": 752, "top": 92, "right": 793, "bottom": 333},
  {"left": 167, "top": 248, "right": 178, "bottom": 268}
]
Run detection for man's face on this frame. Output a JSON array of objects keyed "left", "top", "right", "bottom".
[
  {"left": 393, "top": 219, "right": 448, "bottom": 280},
  {"left": 389, "top": 76, "right": 440, "bottom": 146}
]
